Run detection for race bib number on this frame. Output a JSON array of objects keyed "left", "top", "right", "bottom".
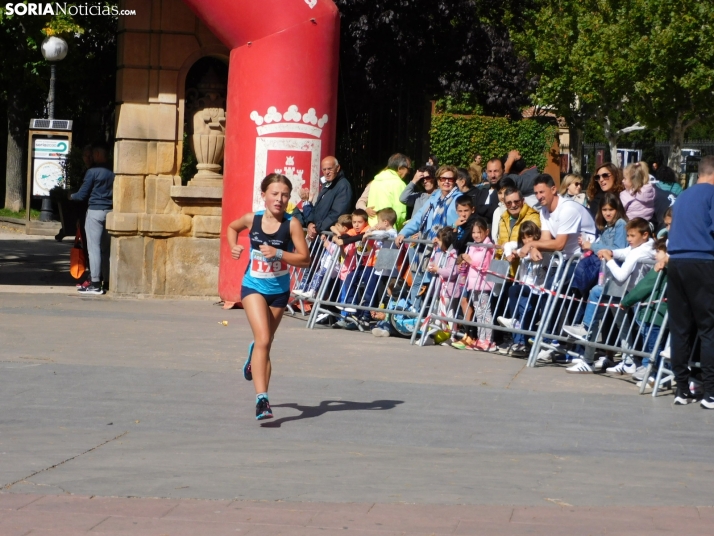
[{"left": 249, "top": 250, "right": 288, "bottom": 279}]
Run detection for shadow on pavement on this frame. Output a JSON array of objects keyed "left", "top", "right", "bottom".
[
  {"left": 261, "top": 399, "right": 404, "bottom": 428},
  {"left": 0, "top": 237, "right": 75, "bottom": 286}
]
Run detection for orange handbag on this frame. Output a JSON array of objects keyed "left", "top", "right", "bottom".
[{"left": 70, "top": 229, "right": 87, "bottom": 279}]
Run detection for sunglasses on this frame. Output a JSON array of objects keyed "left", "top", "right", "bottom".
[
  {"left": 594, "top": 173, "right": 612, "bottom": 181},
  {"left": 505, "top": 200, "right": 522, "bottom": 207},
  {"left": 572, "top": 182, "right": 582, "bottom": 187},
  {"left": 438, "top": 176, "right": 455, "bottom": 182}
]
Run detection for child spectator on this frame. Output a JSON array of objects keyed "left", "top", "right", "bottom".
[
  {"left": 621, "top": 162, "right": 656, "bottom": 221},
  {"left": 559, "top": 173, "right": 588, "bottom": 206},
  {"left": 620, "top": 238, "right": 669, "bottom": 384},
  {"left": 357, "top": 208, "right": 399, "bottom": 322},
  {"left": 294, "top": 214, "right": 351, "bottom": 300},
  {"left": 451, "top": 217, "right": 496, "bottom": 351},
  {"left": 657, "top": 206, "right": 673, "bottom": 240},
  {"left": 453, "top": 196, "right": 479, "bottom": 254},
  {"left": 563, "top": 217, "right": 655, "bottom": 373},
  {"left": 496, "top": 221, "right": 550, "bottom": 357},
  {"left": 571, "top": 193, "right": 628, "bottom": 298},
  {"left": 335, "top": 209, "right": 370, "bottom": 328},
  {"left": 427, "top": 227, "right": 461, "bottom": 341}
]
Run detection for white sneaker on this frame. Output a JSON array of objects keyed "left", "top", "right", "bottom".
[
  {"left": 536, "top": 348, "right": 555, "bottom": 363},
  {"left": 606, "top": 361, "right": 637, "bottom": 375},
  {"left": 372, "top": 327, "right": 390, "bottom": 337},
  {"left": 631, "top": 366, "right": 648, "bottom": 381},
  {"left": 563, "top": 324, "right": 589, "bottom": 340},
  {"left": 660, "top": 347, "right": 671, "bottom": 359},
  {"left": 638, "top": 376, "right": 672, "bottom": 389},
  {"left": 496, "top": 342, "right": 512, "bottom": 355},
  {"left": 566, "top": 361, "right": 594, "bottom": 374},
  {"left": 593, "top": 355, "right": 615, "bottom": 372},
  {"left": 496, "top": 317, "right": 516, "bottom": 330}
]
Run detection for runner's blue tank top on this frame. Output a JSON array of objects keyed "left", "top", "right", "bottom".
[{"left": 241, "top": 210, "right": 294, "bottom": 295}]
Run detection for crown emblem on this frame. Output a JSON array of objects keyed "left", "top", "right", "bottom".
[
  {"left": 305, "top": 0, "right": 317, "bottom": 8},
  {"left": 250, "top": 105, "right": 328, "bottom": 138}
]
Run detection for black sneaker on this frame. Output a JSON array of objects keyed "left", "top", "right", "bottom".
[
  {"left": 256, "top": 397, "right": 273, "bottom": 420},
  {"left": 700, "top": 395, "right": 714, "bottom": 410},
  {"left": 673, "top": 387, "right": 696, "bottom": 405},
  {"left": 77, "top": 284, "right": 103, "bottom": 295}
]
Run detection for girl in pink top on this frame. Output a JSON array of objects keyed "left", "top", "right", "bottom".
[
  {"left": 620, "top": 162, "right": 655, "bottom": 221},
  {"left": 427, "top": 227, "right": 462, "bottom": 337},
  {"left": 452, "top": 217, "right": 495, "bottom": 351}
]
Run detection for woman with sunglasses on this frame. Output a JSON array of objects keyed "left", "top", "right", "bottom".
[
  {"left": 559, "top": 173, "right": 587, "bottom": 206},
  {"left": 400, "top": 165, "right": 438, "bottom": 215},
  {"left": 395, "top": 165, "right": 461, "bottom": 246},
  {"left": 586, "top": 163, "right": 625, "bottom": 219}
]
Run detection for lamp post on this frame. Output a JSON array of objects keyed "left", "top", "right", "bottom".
[{"left": 39, "top": 35, "right": 68, "bottom": 222}]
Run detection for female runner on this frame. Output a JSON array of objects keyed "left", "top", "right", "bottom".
[{"left": 227, "top": 173, "right": 310, "bottom": 420}]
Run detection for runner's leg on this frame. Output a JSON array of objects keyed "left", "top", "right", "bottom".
[
  {"left": 242, "top": 293, "right": 274, "bottom": 394},
  {"left": 264, "top": 305, "right": 285, "bottom": 391}
]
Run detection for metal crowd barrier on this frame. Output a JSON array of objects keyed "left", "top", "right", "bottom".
[
  {"left": 524, "top": 255, "right": 669, "bottom": 382},
  {"left": 305, "top": 235, "right": 438, "bottom": 342},
  {"left": 416, "top": 243, "right": 566, "bottom": 353},
  {"left": 286, "top": 230, "right": 334, "bottom": 317},
  {"left": 291, "top": 232, "right": 673, "bottom": 395}
]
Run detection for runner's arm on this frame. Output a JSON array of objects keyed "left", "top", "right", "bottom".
[
  {"left": 281, "top": 217, "right": 311, "bottom": 268},
  {"left": 226, "top": 213, "right": 254, "bottom": 259}
]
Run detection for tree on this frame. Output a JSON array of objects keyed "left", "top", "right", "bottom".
[
  {"left": 510, "top": 1, "right": 649, "bottom": 172},
  {"left": 0, "top": 2, "right": 117, "bottom": 211},
  {"left": 630, "top": 0, "right": 714, "bottom": 171},
  {"left": 333, "top": 0, "right": 538, "bottom": 185}
]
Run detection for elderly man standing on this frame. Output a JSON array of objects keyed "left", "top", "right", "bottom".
[
  {"left": 304, "top": 156, "right": 353, "bottom": 238},
  {"left": 70, "top": 145, "right": 114, "bottom": 295},
  {"left": 366, "top": 153, "right": 410, "bottom": 228}
]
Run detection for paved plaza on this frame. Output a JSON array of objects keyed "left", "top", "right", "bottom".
[{"left": 1, "top": 233, "right": 713, "bottom": 534}]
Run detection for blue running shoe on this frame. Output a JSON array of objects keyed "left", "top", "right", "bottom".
[
  {"left": 256, "top": 397, "right": 273, "bottom": 420},
  {"left": 243, "top": 342, "right": 254, "bottom": 381}
]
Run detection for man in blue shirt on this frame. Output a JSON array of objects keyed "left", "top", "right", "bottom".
[
  {"left": 668, "top": 155, "right": 714, "bottom": 407},
  {"left": 70, "top": 145, "right": 114, "bottom": 295}
]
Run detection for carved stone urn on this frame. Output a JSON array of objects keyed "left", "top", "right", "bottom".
[{"left": 186, "top": 68, "right": 227, "bottom": 187}]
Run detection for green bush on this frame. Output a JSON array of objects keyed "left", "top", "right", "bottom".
[{"left": 429, "top": 114, "right": 559, "bottom": 171}]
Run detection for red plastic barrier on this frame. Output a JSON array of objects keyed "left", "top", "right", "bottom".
[{"left": 182, "top": 0, "right": 340, "bottom": 302}]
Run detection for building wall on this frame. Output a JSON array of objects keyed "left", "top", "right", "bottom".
[{"left": 108, "top": 0, "right": 229, "bottom": 296}]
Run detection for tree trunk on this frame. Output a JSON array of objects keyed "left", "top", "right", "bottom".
[
  {"left": 4, "top": 113, "right": 24, "bottom": 212},
  {"left": 608, "top": 136, "right": 619, "bottom": 167},
  {"left": 667, "top": 113, "right": 685, "bottom": 173},
  {"left": 569, "top": 124, "right": 583, "bottom": 176}
]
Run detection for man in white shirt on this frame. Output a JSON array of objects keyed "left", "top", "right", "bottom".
[
  {"left": 519, "top": 174, "right": 596, "bottom": 262},
  {"left": 518, "top": 174, "right": 597, "bottom": 363}
]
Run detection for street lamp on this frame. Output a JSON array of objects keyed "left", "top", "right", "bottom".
[
  {"left": 39, "top": 35, "right": 68, "bottom": 222},
  {"left": 41, "top": 35, "right": 68, "bottom": 120}
]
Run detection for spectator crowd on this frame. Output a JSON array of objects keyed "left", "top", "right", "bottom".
[{"left": 290, "top": 150, "right": 714, "bottom": 409}]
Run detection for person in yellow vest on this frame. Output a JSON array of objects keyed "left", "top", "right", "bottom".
[
  {"left": 365, "top": 153, "right": 410, "bottom": 229},
  {"left": 497, "top": 187, "right": 541, "bottom": 275}
]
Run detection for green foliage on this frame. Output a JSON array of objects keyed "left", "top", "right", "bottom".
[
  {"left": 434, "top": 94, "right": 484, "bottom": 116},
  {"left": 0, "top": 208, "right": 40, "bottom": 220},
  {"left": 180, "top": 130, "right": 197, "bottom": 186},
  {"left": 430, "top": 114, "right": 558, "bottom": 170}
]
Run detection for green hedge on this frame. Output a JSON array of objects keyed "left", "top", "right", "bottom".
[{"left": 429, "top": 114, "right": 559, "bottom": 172}]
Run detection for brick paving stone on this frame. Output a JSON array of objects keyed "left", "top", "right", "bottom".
[
  {"left": 88, "top": 515, "right": 254, "bottom": 535},
  {"left": 0, "top": 492, "right": 43, "bottom": 511},
  {"left": 23, "top": 494, "right": 179, "bottom": 518},
  {"left": 0, "top": 510, "right": 109, "bottom": 532}
]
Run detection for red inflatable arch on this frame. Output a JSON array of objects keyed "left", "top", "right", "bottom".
[{"left": 182, "top": 0, "right": 340, "bottom": 302}]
